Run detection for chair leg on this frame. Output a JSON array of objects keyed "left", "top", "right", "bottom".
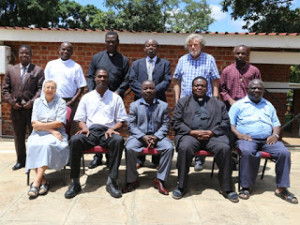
[
  {"left": 210, "top": 158, "right": 215, "bottom": 178},
  {"left": 27, "top": 169, "right": 30, "bottom": 186},
  {"left": 238, "top": 155, "right": 241, "bottom": 191},
  {"left": 261, "top": 158, "right": 268, "bottom": 180}
]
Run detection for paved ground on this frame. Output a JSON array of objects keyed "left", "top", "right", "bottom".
[{"left": 0, "top": 138, "right": 299, "bottom": 225}]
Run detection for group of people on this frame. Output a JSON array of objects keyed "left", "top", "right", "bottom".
[{"left": 2, "top": 31, "right": 297, "bottom": 204}]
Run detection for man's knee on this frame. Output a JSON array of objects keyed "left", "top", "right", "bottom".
[{"left": 110, "top": 134, "right": 125, "bottom": 146}]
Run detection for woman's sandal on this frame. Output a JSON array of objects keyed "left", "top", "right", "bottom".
[
  {"left": 275, "top": 189, "right": 298, "bottom": 204},
  {"left": 39, "top": 181, "right": 49, "bottom": 195},
  {"left": 28, "top": 183, "right": 39, "bottom": 199},
  {"left": 219, "top": 190, "right": 239, "bottom": 203},
  {"left": 239, "top": 189, "right": 250, "bottom": 200}
]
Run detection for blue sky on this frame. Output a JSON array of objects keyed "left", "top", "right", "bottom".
[{"left": 74, "top": 0, "right": 300, "bottom": 32}]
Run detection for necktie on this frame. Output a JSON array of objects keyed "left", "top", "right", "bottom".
[
  {"left": 148, "top": 59, "right": 154, "bottom": 81},
  {"left": 21, "top": 66, "right": 26, "bottom": 84}
]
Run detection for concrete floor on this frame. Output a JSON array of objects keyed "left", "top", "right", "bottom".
[{"left": 0, "top": 139, "right": 299, "bottom": 225}]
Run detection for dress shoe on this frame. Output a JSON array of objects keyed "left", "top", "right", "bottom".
[
  {"left": 153, "top": 178, "right": 169, "bottom": 195},
  {"left": 122, "top": 180, "right": 139, "bottom": 193},
  {"left": 65, "top": 182, "right": 82, "bottom": 199},
  {"left": 12, "top": 162, "right": 25, "bottom": 171},
  {"left": 106, "top": 182, "right": 122, "bottom": 198},
  {"left": 88, "top": 157, "right": 102, "bottom": 169}
]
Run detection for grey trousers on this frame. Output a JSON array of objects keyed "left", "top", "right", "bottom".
[{"left": 125, "top": 137, "right": 174, "bottom": 183}]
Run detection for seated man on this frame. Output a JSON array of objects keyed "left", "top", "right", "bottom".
[
  {"left": 64, "top": 68, "right": 127, "bottom": 199},
  {"left": 229, "top": 79, "right": 298, "bottom": 204},
  {"left": 123, "top": 80, "right": 173, "bottom": 195},
  {"left": 171, "top": 76, "right": 238, "bottom": 202}
]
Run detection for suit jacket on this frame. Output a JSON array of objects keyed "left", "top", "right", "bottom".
[
  {"left": 129, "top": 57, "right": 171, "bottom": 101},
  {"left": 2, "top": 63, "right": 44, "bottom": 108},
  {"left": 127, "top": 98, "right": 170, "bottom": 142},
  {"left": 172, "top": 95, "right": 230, "bottom": 149}
]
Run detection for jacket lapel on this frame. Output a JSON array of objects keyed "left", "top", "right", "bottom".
[{"left": 23, "top": 64, "right": 33, "bottom": 86}]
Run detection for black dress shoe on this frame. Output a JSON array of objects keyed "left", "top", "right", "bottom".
[
  {"left": 65, "top": 182, "right": 82, "bottom": 199},
  {"left": 88, "top": 157, "right": 102, "bottom": 169},
  {"left": 12, "top": 162, "right": 25, "bottom": 171},
  {"left": 122, "top": 180, "right": 139, "bottom": 193},
  {"left": 106, "top": 182, "right": 122, "bottom": 198}
]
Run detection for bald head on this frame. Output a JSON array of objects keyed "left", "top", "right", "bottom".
[{"left": 60, "top": 41, "right": 73, "bottom": 60}]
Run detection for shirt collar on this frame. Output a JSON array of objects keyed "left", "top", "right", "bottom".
[
  {"left": 140, "top": 97, "right": 158, "bottom": 106},
  {"left": 146, "top": 56, "right": 157, "bottom": 63},
  {"left": 20, "top": 63, "right": 30, "bottom": 70},
  {"left": 188, "top": 53, "right": 201, "bottom": 61},
  {"left": 245, "top": 95, "right": 266, "bottom": 105}
]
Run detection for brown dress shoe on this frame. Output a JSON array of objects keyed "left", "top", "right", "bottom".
[
  {"left": 122, "top": 180, "right": 139, "bottom": 193},
  {"left": 153, "top": 178, "right": 169, "bottom": 195}
]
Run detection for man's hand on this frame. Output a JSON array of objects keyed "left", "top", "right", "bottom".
[
  {"left": 228, "top": 98, "right": 236, "bottom": 106},
  {"left": 237, "top": 134, "right": 252, "bottom": 141},
  {"left": 32, "top": 121, "right": 43, "bottom": 130},
  {"left": 142, "top": 135, "right": 158, "bottom": 148},
  {"left": 23, "top": 101, "right": 32, "bottom": 109},
  {"left": 190, "top": 130, "right": 213, "bottom": 140},
  {"left": 76, "top": 128, "right": 90, "bottom": 137},
  {"left": 13, "top": 103, "right": 23, "bottom": 110},
  {"left": 267, "top": 134, "right": 278, "bottom": 145},
  {"left": 105, "top": 128, "right": 120, "bottom": 139}
]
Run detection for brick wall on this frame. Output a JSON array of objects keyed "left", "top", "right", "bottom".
[{"left": 1, "top": 41, "right": 290, "bottom": 136}]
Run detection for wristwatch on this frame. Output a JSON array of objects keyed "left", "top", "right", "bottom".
[{"left": 273, "top": 133, "right": 279, "bottom": 138}]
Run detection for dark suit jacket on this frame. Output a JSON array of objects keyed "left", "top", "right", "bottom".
[
  {"left": 127, "top": 98, "right": 170, "bottom": 142},
  {"left": 172, "top": 95, "right": 230, "bottom": 150},
  {"left": 2, "top": 63, "right": 44, "bottom": 108},
  {"left": 129, "top": 57, "right": 171, "bottom": 101}
]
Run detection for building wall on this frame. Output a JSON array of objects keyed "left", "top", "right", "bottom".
[{"left": 1, "top": 41, "right": 290, "bottom": 136}]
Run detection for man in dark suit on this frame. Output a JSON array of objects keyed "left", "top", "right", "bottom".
[
  {"left": 123, "top": 80, "right": 173, "bottom": 195},
  {"left": 129, "top": 39, "right": 171, "bottom": 168},
  {"left": 129, "top": 39, "right": 171, "bottom": 102},
  {"left": 171, "top": 76, "right": 238, "bottom": 202},
  {"left": 2, "top": 44, "right": 44, "bottom": 170}
]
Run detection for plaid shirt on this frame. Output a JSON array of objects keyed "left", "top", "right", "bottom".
[
  {"left": 174, "top": 52, "right": 220, "bottom": 97},
  {"left": 220, "top": 62, "right": 261, "bottom": 102}
]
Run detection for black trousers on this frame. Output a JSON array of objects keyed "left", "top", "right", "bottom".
[
  {"left": 11, "top": 108, "right": 32, "bottom": 163},
  {"left": 176, "top": 135, "right": 233, "bottom": 192},
  {"left": 69, "top": 125, "right": 124, "bottom": 179}
]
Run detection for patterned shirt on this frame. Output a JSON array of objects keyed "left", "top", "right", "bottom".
[
  {"left": 220, "top": 62, "right": 261, "bottom": 102},
  {"left": 229, "top": 95, "right": 281, "bottom": 139},
  {"left": 174, "top": 52, "right": 220, "bottom": 97}
]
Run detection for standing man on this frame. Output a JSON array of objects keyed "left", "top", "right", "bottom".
[
  {"left": 65, "top": 68, "right": 127, "bottom": 199},
  {"left": 129, "top": 39, "right": 172, "bottom": 168},
  {"left": 87, "top": 31, "right": 130, "bottom": 168},
  {"left": 123, "top": 80, "right": 173, "bottom": 195},
  {"left": 44, "top": 41, "right": 87, "bottom": 133},
  {"left": 2, "top": 45, "right": 44, "bottom": 170},
  {"left": 220, "top": 45, "right": 261, "bottom": 110},
  {"left": 171, "top": 76, "right": 238, "bottom": 202},
  {"left": 229, "top": 79, "right": 297, "bottom": 204},
  {"left": 129, "top": 39, "right": 171, "bottom": 101},
  {"left": 173, "top": 34, "right": 220, "bottom": 171}
]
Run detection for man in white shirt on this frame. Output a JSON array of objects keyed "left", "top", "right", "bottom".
[
  {"left": 45, "top": 42, "right": 87, "bottom": 133},
  {"left": 65, "top": 68, "right": 127, "bottom": 199}
]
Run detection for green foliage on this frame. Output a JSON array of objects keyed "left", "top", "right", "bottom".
[
  {"left": 0, "top": 0, "right": 214, "bottom": 32},
  {"left": 221, "top": 0, "right": 300, "bottom": 32},
  {"left": 290, "top": 65, "right": 300, "bottom": 83}
]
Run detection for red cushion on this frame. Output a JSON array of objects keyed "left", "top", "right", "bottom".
[
  {"left": 141, "top": 148, "right": 159, "bottom": 155},
  {"left": 195, "top": 150, "right": 214, "bottom": 157},
  {"left": 83, "top": 146, "right": 109, "bottom": 154},
  {"left": 261, "top": 151, "right": 272, "bottom": 158}
]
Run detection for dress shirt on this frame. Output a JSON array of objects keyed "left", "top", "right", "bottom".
[
  {"left": 20, "top": 64, "right": 30, "bottom": 83},
  {"left": 74, "top": 89, "right": 127, "bottom": 129},
  {"left": 140, "top": 98, "right": 158, "bottom": 134},
  {"left": 146, "top": 56, "right": 157, "bottom": 80},
  {"left": 220, "top": 62, "right": 261, "bottom": 101},
  {"left": 174, "top": 52, "right": 220, "bottom": 97},
  {"left": 45, "top": 58, "right": 87, "bottom": 98},
  {"left": 229, "top": 95, "right": 281, "bottom": 139}
]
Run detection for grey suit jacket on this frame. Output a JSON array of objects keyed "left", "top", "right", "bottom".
[
  {"left": 129, "top": 57, "right": 171, "bottom": 101},
  {"left": 2, "top": 63, "right": 44, "bottom": 108},
  {"left": 127, "top": 98, "right": 170, "bottom": 142},
  {"left": 172, "top": 95, "right": 230, "bottom": 150}
]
